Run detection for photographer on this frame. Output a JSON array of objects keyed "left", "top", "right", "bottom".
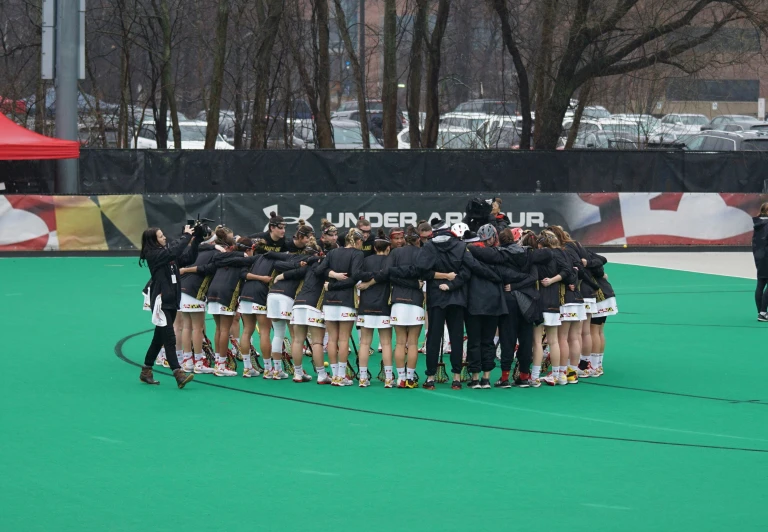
[{"left": 138, "top": 223, "right": 203, "bottom": 389}]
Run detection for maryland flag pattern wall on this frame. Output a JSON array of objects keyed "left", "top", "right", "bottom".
[{"left": 0, "top": 193, "right": 764, "bottom": 251}]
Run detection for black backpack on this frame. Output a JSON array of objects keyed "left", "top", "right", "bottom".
[{"left": 463, "top": 197, "right": 492, "bottom": 232}]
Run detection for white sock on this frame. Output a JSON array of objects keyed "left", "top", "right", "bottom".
[
  {"left": 339, "top": 362, "right": 347, "bottom": 378},
  {"left": 316, "top": 367, "right": 327, "bottom": 379},
  {"left": 532, "top": 366, "right": 541, "bottom": 380},
  {"left": 176, "top": 349, "right": 183, "bottom": 359},
  {"left": 274, "top": 359, "right": 284, "bottom": 372},
  {"left": 559, "top": 366, "right": 567, "bottom": 376},
  {"left": 385, "top": 366, "right": 393, "bottom": 380},
  {"left": 590, "top": 353, "right": 598, "bottom": 367},
  {"left": 194, "top": 352, "right": 204, "bottom": 362},
  {"left": 264, "top": 358, "right": 273, "bottom": 371},
  {"left": 406, "top": 368, "right": 415, "bottom": 380},
  {"left": 493, "top": 336, "right": 499, "bottom": 345},
  {"left": 597, "top": 353, "right": 604, "bottom": 368},
  {"left": 397, "top": 367, "right": 406, "bottom": 380},
  {"left": 331, "top": 363, "right": 339, "bottom": 377},
  {"left": 568, "top": 364, "right": 577, "bottom": 372},
  {"left": 580, "top": 354, "right": 589, "bottom": 362},
  {"left": 294, "top": 365, "right": 304, "bottom": 377},
  {"left": 359, "top": 367, "right": 368, "bottom": 380},
  {"left": 243, "top": 350, "right": 253, "bottom": 369},
  {"left": 159, "top": 347, "right": 166, "bottom": 356},
  {"left": 182, "top": 352, "right": 193, "bottom": 363},
  {"left": 214, "top": 352, "right": 222, "bottom": 364},
  {"left": 323, "top": 332, "right": 329, "bottom": 351}
]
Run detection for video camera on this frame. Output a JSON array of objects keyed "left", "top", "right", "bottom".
[{"left": 187, "top": 214, "right": 215, "bottom": 239}]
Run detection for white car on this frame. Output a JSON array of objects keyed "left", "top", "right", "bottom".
[
  {"left": 658, "top": 113, "right": 709, "bottom": 141},
  {"left": 397, "top": 126, "right": 484, "bottom": 149},
  {"left": 132, "top": 120, "right": 234, "bottom": 149}
]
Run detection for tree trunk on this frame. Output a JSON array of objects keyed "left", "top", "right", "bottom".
[
  {"left": 315, "top": 0, "right": 334, "bottom": 148},
  {"left": 488, "top": 0, "right": 532, "bottom": 149},
  {"left": 422, "top": 0, "right": 450, "bottom": 149},
  {"left": 565, "top": 78, "right": 592, "bottom": 149},
  {"left": 332, "top": 0, "right": 369, "bottom": 148},
  {"left": 381, "top": 0, "right": 397, "bottom": 148},
  {"left": 205, "top": 0, "right": 231, "bottom": 149},
  {"left": 249, "top": 0, "right": 285, "bottom": 149},
  {"left": 153, "top": 0, "right": 180, "bottom": 148},
  {"left": 406, "top": 0, "right": 427, "bottom": 147},
  {"left": 533, "top": 78, "right": 574, "bottom": 149},
  {"left": 531, "top": 0, "right": 558, "bottom": 147}
]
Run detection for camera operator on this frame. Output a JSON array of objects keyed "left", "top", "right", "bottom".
[{"left": 138, "top": 222, "right": 205, "bottom": 389}]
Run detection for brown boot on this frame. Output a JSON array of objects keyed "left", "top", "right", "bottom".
[
  {"left": 140, "top": 366, "right": 159, "bottom": 385},
  {"left": 173, "top": 368, "right": 194, "bottom": 389}
]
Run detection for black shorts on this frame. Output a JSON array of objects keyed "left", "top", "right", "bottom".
[{"left": 591, "top": 316, "right": 607, "bottom": 325}]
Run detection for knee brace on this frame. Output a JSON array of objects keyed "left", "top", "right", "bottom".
[{"left": 271, "top": 320, "right": 287, "bottom": 353}]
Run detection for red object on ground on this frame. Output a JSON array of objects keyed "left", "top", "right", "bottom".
[{"left": 0, "top": 112, "right": 79, "bottom": 160}]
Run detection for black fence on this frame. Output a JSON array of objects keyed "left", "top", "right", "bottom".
[{"left": 2, "top": 148, "right": 768, "bottom": 194}]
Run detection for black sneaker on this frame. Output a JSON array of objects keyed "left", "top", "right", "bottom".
[
  {"left": 513, "top": 377, "right": 531, "bottom": 388},
  {"left": 468, "top": 379, "right": 481, "bottom": 389},
  {"left": 480, "top": 378, "right": 491, "bottom": 389},
  {"left": 451, "top": 380, "right": 462, "bottom": 390},
  {"left": 759, "top": 313, "right": 768, "bottom": 322},
  {"left": 494, "top": 379, "right": 512, "bottom": 389},
  {"left": 422, "top": 379, "right": 436, "bottom": 390}
]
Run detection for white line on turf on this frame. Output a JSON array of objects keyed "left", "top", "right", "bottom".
[
  {"left": 581, "top": 503, "right": 632, "bottom": 511},
  {"left": 91, "top": 436, "right": 123, "bottom": 444},
  {"left": 426, "top": 392, "right": 768, "bottom": 444},
  {"left": 104, "top": 264, "right": 124, "bottom": 267},
  {"left": 298, "top": 470, "right": 340, "bottom": 476}
]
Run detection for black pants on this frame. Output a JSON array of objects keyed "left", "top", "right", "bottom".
[
  {"left": 498, "top": 295, "right": 534, "bottom": 375},
  {"left": 465, "top": 312, "right": 499, "bottom": 373},
  {"left": 143, "top": 308, "right": 180, "bottom": 370},
  {"left": 756, "top": 278, "right": 768, "bottom": 313},
  {"left": 425, "top": 304, "right": 465, "bottom": 377}
]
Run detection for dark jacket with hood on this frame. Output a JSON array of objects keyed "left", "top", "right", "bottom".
[
  {"left": 240, "top": 253, "right": 282, "bottom": 305},
  {"left": 535, "top": 248, "right": 577, "bottom": 313},
  {"left": 753, "top": 216, "right": 768, "bottom": 278},
  {"left": 180, "top": 243, "right": 218, "bottom": 300},
  {"left": 585, "top": 250, "right": 615, "bottom": 301},
  {"left": 465, "top": 244, "right": 508, "bottom": 316},
  {"left": 468, "top": 243, "right": 539, "bottom": 301},
  {"left": 374, "top": 245, "right": 424, "bottom": 308},
  {"left": 356, "top": 254, "right": 392, "bottom": 316},
  {"left": 318, "top": 247, "right": 364, "bottom": 308},
  {"left": 145, "top": 234, "right": 199, "bottom": 311}
]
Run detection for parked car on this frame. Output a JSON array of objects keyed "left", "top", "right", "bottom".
[
  {"left": 574, "top": 131, "right": 638, "bottom": 149},
  {"left": 658, "top": 113, "right": 709, "bottom": 141},
  {"left": 330, "top": 119, "right": 382, "bottom": 149},
  {"left": 700, "top": 114, "right": 768, "bottom": 133},
  {"left": 131, "top": 120, "right": 234, "bottom": 149},
  {"left": 397, "top": 126, "right": 484, "bottom": 149},
  {"left": 334, "top": 100, "right": 405, "bottom": 127},
  {"left": 580, "top": 106, "right": 611, "bottom": 120},
  {"left": 453, "top": 99, "right": 517, "bottom": 116},
  {"left": 599, "top": 117, "right": 671, "bottom": 145},
  {"left": 332, "top": 109, "right": 404, "bottom": 136},
  {"left": 683, "top": 130, "right": 768, "bottom": 151},
  {"left": 487, "top": 124, "right": 522, "bottom": 149}
]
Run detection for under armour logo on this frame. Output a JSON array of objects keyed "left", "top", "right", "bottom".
[{"left": 263, "top": 204, "right": 314, "bottom": 231}]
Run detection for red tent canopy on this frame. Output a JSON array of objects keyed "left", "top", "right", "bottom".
[{"left": 0, "top": 113, "right": 79, "bottom": 160}]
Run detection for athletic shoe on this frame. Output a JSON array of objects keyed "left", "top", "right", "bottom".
[
  {"left": 242, "top": 367, "right": 261, "bottom": 378},
  {"left": 542, "top": 374, "right": 556, "bottom": 386},
  {"left": 162, "top": 359, "right": 170, "bottom": 368},
  {"left": 262, "top": 369, "right": 274, "bottom": 380},
  {"left": 384, "top": 378, "right": 395, "bottom": 388},
  {"left": 595, "top": 366, "right": 604, "bottom": 377},
  {"left": 214, "top": 364, "right": 237, "bottom": 377},
  {"left": 494, "top": 379, "right": 512, "bottom": 389},
  {"left": 759, "top": 312, "right": 768, "bottom": 322},
  {"left": 576, "top": 367, "right": 591, "bottom": 379},
  {"left": 338, "top": 377, "right": 353, "bottom": 386},
  {"left": 422, "top": 380, "right": 436, "bottom": 390},
  {"left": 272, "top": 370, "right": 290, "bottom": 380},
  {"left": 418, "top": 345, "right": 426, "bottom": 354},
  {"left": 567, "top": 369, "right": 579, "bottom": 384},
  {"left": 358, "top": 377, "right": 370, "bottom": 387},
  {"left": 397, "top": 379, "right": 407, "bottom": 388},
  {"left": 317, "top": 375, "right": 333, "bottom": 385},
  {"left": 451, "top": 380, "right": 462, "bottom": 390},
  {"left": 479, "top": 378, "right": 491, "bottom": 389},
  {"left": 155, "top": 349, "right": 166, "bottom": 366},
  {"left": 405, "top": 379, "right": 418, "bottom": 389},
  {"left": 293, "top": 373, "right": 313, "bottom": 383},
  {"left": 194, "top": 359, "right": 214, "bottom": 374},
  {"left": 513, "top": 377, "right": 533, "bottom": 388},
  {"left": 468, "top": 379, "right": 481, "bottom": 389},
  {"left": 556, "top": 373, "right": 568, "bottom": 386},
  {"left": 331, "top": 376, "right": 342, "bottom": 386},
  {"left": 181, "top": 358, "right": 194, "bottom": 373}
]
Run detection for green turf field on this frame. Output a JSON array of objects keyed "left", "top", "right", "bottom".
[{"left": 1, "top": 256, "right": 767, "bottom": 531}]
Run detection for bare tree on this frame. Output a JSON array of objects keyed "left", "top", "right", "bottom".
[
  {"left": 204, "top": 0, "right": 230, "bottom": 149},
  {"left": 315, "top": 0, "right": 334, "bottom": 148},
  {"left": 422, "top": 0, "right": 451, "bottom": 148},
  {"left": 381, "top": 0, "right": 397, "bottom": 148},
  {"left": 406, "top": 0, "right": 428, "bottom": 147},
  {"left": 249, "top": 0, "right": 285, "bottom": 149}
]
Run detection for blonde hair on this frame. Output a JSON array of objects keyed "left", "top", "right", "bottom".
[
  {"left": 760, "top": 202, "right": 768, "bottom": 216},
  {"left": 345, "top": 228, "right": 363, "bottom": 246},
  {"left": 537, "top": 230, "right": 560, "bottom": 249}
]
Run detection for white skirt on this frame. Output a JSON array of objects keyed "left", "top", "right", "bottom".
[
  {"left": 324, "top": 305, "right": 357, "bottom": 322},
  {"left": 542, "top": 311, "right": 562, "bottom": 327},
  {"left": 560, "top": 303, "right": 587, "bottom": 322},
  {"left": 357, "top": 314, "right": 391, "bottom": 329},
  {"left": 238, "top": 300, "right": 267, "bottom": 315},
  {"left": 180, "top": 293, "right": 206, "bottom": 312},
  {"left": 583, "top": 298, "right": 597, "bottom": 314},
  {"left": 595, "top": 296, "right": 618, "bottom": 317},
  {"left": 390, "top": 303, "right": 425, "bottom": 327},
  {"left": 208, "top": 301, "right": 235, "bottom": 316},
  {"left": 291, "top": 305, "right": 325, "bottom": 328},
  {"left": 267, "top": 293, "right": 294, "bottom": 320}
]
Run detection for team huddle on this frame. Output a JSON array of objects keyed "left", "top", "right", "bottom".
[{"left": 137, "top": 202, "right": 618, "bottom": 390}]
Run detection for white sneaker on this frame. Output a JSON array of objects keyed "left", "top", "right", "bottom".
[
  {"left": 317, "top": 375, "right": 333, "bottom": 385},
  {"left": 181, "top": 358, "right": 194, "bottom": 373},
  {"left": 576, "top": 367, "right": 591, "bottom": 379},
  {"left": 272, "top": 370, "right": 290, "bottom": 380},
  {"left": 242, "top": 367, "right": 261, "bottom": 378},
  {"left": 262, "top": 369, "right": 274, "bottom": 380},
  {"left": 339, "top": 377, "right": 353, "bottom": 387},
  {"left": 194, "top": 359, "right": 214, "bottom": 374},
  {"left": 214, "top": 363, "right": 237, "bottom": 377},
  {"left": 358, "top": 377, "right": 370, "bottom": 388},
  {"left": 155, "top": 352, "right": 166, "bottom": 366},
  {"left": 542, "top": 374, "right": 556, "bottom": 386},
  {"left": 293, "top": 373, "right": 312, "bottom": 383},
  {"left": 556, "top": 373, "right": 568, "bottom": 386}
]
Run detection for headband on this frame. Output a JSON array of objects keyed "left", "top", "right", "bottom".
[{"left": 323, "top": 225, "right": 338, "bottom": 234}]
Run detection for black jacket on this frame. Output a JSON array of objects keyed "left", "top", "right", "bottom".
[
  {"left": 145, "top": 234, "right": 199, "bottom": 311},
  {"left": 319, "top": 247, "right": 364, "bottom": 308},
  {"left": 287, "top": 259, "right": 327, "bottom": 310},
  {"left": 465, "top": 245, "right": 508, "bottom": 316},
  {"left": 240, "top": 254, "right": 281, "bottom": 305},
  {"left": 267, "top": 252, "right": 317, "bottom": 299},
  {"left": 535, "top": 248, "right": 576, "bottom": 312},
  {"left": 374, "top": 245, "right": 424, "bottom": 308},
  {"left": 180, "top": 244, "right": 217, "bottom": 300},
  {"left": 356, "top": 254, "right": 392, "bottom": 315},
  {"left": 559, "top": 245, "right": 584, "bottom": 304},
  {"left": 469, "top": 244, "right": 539, "bottom": 298},
  {"left": 754, "top": 217, "right": 768, "bottom": 278},
  {"left": 204, "top": 251, "right": 252, "bottom": 309},
  {"left": 248, "top": 231, "right": 287, "bottom": 252},
  {"left": 337, "top": 233, "right": 375, "bottom": 257},
  {"left": 585, "top": 251, "right": 616, "bottom": 300}
]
